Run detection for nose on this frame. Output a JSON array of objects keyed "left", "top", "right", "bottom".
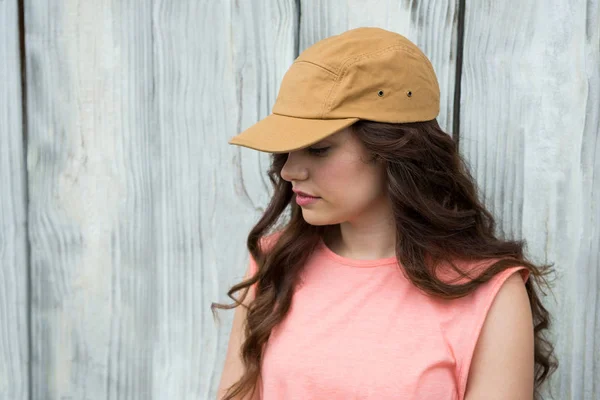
[{"left": 280, "top": 151, "right": 308, "bottom": 182}]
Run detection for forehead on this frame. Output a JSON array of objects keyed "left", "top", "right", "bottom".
[{"left": 316, "top": 127, "right": 353, "bottom": 144}]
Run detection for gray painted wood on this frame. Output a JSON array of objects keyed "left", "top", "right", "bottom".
[
  {"left": 207, "top": 2, "right": 299, "bottom": 398},
  {"left": 23, "top": 0, "right": 298, "bottom": 399},
  {"left": 460, "top": 1, "right": 600, "bottom": 398},
  {"left": 25, "top": 2, "right": 155, "bottom": 398},
  {"left": 0, "top": 1, "right": 29, "bottom": 400},
  {"left": 201, "top": 1, "right": 300, "bottom": 398},
  {"left": 299, "top": 0, "right": 459, "bottom": 132}
]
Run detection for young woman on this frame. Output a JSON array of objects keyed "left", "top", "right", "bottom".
[{"left": 213, "top": 27, "right": 557, "bottom": 400}]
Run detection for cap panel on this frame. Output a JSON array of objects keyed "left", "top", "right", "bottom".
[
  {"left": 296, "top": 27, "right": 411, "bottom": 73},
  {"left": 272, "top": 61, "right": 337, "bottom": 119},
  {"left": 324, "top": 45, "right": 440, "bottom": 122}
]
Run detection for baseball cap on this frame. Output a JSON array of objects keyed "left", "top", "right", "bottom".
[{"left": 228, "top": 27, "right": 440, "bottom": 153}]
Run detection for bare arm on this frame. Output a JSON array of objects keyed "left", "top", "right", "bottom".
[
  {"left": 464, "top": 272, "right": 535, "bottom": 400},
  {"left": 216, "top": 262, "right": 260, "bottom": 400}
]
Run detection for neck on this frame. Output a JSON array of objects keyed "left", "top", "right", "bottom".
[{"left": 325, "top": 203, "right": 396, "bottom": 260}]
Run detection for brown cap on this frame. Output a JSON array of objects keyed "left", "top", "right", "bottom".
[{"left": 228, "top": 27, "right": 440, "bottom": 153}]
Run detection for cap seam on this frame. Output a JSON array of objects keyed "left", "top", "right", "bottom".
[
  {"left": 272, "top": 112, "right": 359, "bottom": 121},
  {"left": 291, "top": 60, "right": 339, "bottom": 119},
  {"left": 293, "top": 60, "right": 339, "bottom": 77},
  {"left": 323, "top": 44, "right": 435, "bottom": 115},
  {"left": 341, "top": 43, "right": 429, "bottom": 69}
]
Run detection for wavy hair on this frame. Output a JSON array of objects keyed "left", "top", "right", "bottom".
[{"left": 212, "top": 119, "right": 557, "bottom": 400}]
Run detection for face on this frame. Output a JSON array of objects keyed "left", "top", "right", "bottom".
[{"left": 280, "top": 127, "right": 391, "bottom": 226}]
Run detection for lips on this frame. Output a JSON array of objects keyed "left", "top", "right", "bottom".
[
  {"left": 294, "top": 191, "right": 320, "bottom": 206},
  {"left": 294, "top": 190, "right": 319, "bottom": 198}
]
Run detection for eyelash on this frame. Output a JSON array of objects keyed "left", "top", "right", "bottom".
[{"left": 307, "top": 146, "right": 330, "bottom": 156}]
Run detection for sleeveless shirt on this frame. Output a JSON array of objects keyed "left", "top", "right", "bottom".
[{"left": 247, "top": 235, "right": 529, "bottom": 400}]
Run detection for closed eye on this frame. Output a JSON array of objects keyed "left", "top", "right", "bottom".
[{"left": 307, "top": 146, "right": 330, "bottom": 156}]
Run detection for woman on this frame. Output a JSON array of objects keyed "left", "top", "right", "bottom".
[{"left": 213, "top": 27, "right": 557, "bottom": 400}]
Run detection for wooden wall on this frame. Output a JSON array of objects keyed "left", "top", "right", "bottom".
[
  {"left": 1, "top": 0, "right": 28, "bottom": 399},
  {"left": 0, "top": 0, "right": 598, "bottom": 399},
  {"left": 461, "top": 2, "right": 600, "bottom": 398}
]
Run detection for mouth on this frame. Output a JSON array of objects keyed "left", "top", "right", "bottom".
[
  {"left": 294, "top": 190, "right": 319, "bottom": 198},
  {"left": 294, "top": 191, "right": 321, "bottom": 206}
]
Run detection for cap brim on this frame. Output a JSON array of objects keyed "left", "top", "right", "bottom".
[{"left": 228, "top": 113, "right": 360, "bottom": 153}]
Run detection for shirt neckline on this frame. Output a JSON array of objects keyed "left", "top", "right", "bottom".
[{"left": 317, "top": 238, "right": 399, "bottom": 267}]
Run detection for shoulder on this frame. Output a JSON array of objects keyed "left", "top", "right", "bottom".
[{"left": 464, "top": 269, "right": 534, "bottom": 399}]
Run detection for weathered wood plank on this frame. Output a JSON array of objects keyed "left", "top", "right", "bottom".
[
  {"left": 25, "top": 1, "right": 156, "bottom": 399},
  {"left": 0, "top": 1, "right": 29, "bottom": 400},
  {"left": 299, "top": 0, "right": 460, "bottom": 132},
  {"left": 206, "top": 1, "right": 299, "bottom": 398},
  {"left": 460, "top": 1, "right": 600, "bottom": 398},
  {"left": 24, "top": 0, "right": 298, "bottom": 399}
]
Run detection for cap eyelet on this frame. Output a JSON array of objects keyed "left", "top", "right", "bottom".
[
  {"left": 407, "top": 91, "right": 412, "bottom": 97},
  {"left": 377, "top": 90, "right": 384, "bottom": 97}
]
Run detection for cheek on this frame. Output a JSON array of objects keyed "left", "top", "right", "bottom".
[{"left": 317, "top": 160, "right": 384, "bottom": 208}]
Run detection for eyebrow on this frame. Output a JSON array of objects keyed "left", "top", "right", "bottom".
[{"left": 316, "top": 138, "right": 335, "bottom": 145}]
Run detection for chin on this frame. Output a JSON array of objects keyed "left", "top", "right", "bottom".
[{"left": 300, "top": 209, "right": 339, "bottom": 226}]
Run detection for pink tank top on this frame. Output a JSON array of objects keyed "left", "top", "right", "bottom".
[{"left": 248, "top": 235, "right": 529, "bottom": 400}]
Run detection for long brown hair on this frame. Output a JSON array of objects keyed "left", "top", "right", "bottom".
[{"left": 212, "top": 119, "right": 557, "bottom": 400}]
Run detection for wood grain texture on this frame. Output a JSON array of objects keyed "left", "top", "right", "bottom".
[
  {"left": 0, "top": 1, "right": 29, "bottom": 400},
  {"left": 460, "top": 1, "right": 600, "bottom": 398},
  {"left": 23, "top": 0, "right": 298, "bottom": 399},
  {"left": 25, "top": 1, "right": 153, "bottom": 398},
  {"left": 206, "top": 1, "right": 299, "bottom": 398},
  {"left": 299, "top": 0, "right": 459, "bottom": 132}
]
